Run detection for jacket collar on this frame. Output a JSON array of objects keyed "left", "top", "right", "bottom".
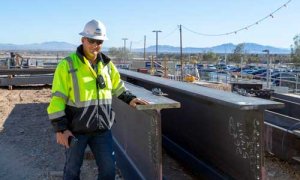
[{"left": 76, "top": 45, "right": 111, "bottom": 65}]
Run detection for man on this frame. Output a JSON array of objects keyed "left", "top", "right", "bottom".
[{"left": 47, "top": 19, "right": 148, "bottom": 179}]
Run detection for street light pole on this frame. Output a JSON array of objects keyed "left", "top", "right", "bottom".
[
  {"left": 263, "top": 49, "right": 270, "bottom": 89},
  {"left": 152, "top": 30, "right": 162, "bottom": 63},
  {"left": 179, "top": 24, "right": 183, "bottom": 79},
  {"left": 144, "top": 35, "right": 146, "bottom": 61},
  {"left": 122, "top": 38, "right": 128, "bottom": 62}
]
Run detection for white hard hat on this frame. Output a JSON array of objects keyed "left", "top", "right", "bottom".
[{"left": 79, "top": 19, "right": 108, "bottom": 40}]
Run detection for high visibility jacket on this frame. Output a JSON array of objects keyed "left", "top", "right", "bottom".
[{"left": 47, "top": 45, "right": 136, "bottom": 133}]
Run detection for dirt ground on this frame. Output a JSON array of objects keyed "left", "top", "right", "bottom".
[
  {"left": 0, "top": 86, "right": 299, "bottom": 179},
  {"left": 0, "top": 86, "right": 99, "bottom": 179}
]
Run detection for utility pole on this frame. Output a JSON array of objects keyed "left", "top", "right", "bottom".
[
  {"left": 263, "top": 49, "right": 270, "bottom": 89},
  {"left": 179, "top": 24, "right": 183, "bottom": 79},
  {"left": 130, "top": 41, "right": 132, "bottom": 53},
  {"left": 122, "top": 38, "right": 128, "bottom": 62},
  {"left": 152, "top": 30, "right": 162, "bottom": 63},
  {"left": 144, "top": 35, "right": 146, "bottom": 61},
  {"left": 240, "top": 56, "right": 243, "bottom": 80}
]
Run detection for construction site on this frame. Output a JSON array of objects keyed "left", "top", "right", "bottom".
[
  {"left": 2, "top": 0, "right": 300, "bottom": 179},
  {"left": 0, "top": 51, "right": 300, "bottom": 180}
]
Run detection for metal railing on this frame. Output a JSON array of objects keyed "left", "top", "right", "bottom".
[
  {"left": 0, "top": 57, "right": 61, "bottom": 69},
  {"left": 175, "top": 68, "right": 300, "bottom": 94}
]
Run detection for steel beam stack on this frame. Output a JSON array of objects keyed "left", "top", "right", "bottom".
[
  {"left": 0, "top": 68, "right": 55, "bottom": 88},
  {"left": 265, "top": 93, "right": 300, "bottom": 162},
  {"left": 119, "top": 69, "right": 283, "bottom": 180},
  {"left": 112, "top": 82, "right": 180, "bottom": 179}
]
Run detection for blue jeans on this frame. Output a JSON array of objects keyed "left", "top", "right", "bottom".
[{"left": 63, "top": 130, "right": 115, "bottom": 180}]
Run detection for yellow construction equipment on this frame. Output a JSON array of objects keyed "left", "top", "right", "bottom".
[{"left": 183, "top": 74, "right": 196, "bottom": 82}]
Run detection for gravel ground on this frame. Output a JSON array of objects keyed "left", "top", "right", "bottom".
[
  {"left": 0, "top": 86, "right": 98, "bottom": 179},
  {"left": 0, "top": 86, "right": 299, "bottom": 179}
]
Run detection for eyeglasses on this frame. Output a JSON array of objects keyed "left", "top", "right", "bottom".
[{"left": 86, "top": 38, "right": 103, "bottom": 45}]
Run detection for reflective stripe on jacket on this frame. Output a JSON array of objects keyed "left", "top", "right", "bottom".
[{"left": 47, "top": 47, "right": 127, "bottom": 133}]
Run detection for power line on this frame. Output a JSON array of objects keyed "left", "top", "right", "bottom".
[
  {"left": 131, "top": 39, "right": 144, "bottom": 44},
  {"left": 161, "top": 26, "right": 178, "bottom": 40},
  {"left": 131, "top": 27, "right": 178, "bottom": 48},
  {"left": 182, "top": 0, "right": 292, "bottom": 37}
]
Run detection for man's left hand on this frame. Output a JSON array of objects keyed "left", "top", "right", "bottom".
[{"left": 129, "top": 98, "right": 149, "bottom": 108}]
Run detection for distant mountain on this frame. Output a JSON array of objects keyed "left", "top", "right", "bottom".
[
  {"left": 134, "top": 43, "right": 290, "bottom": 54},
  {"left": 0, "top": 41, "right": 77, "bottom": 51},
  {"left": 0, "top": 41, "right": 290, "bottom": 54}
]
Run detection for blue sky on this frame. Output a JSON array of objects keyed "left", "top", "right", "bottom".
[{"left": 0, "top": 0, "right": 298, "bottom": 49}]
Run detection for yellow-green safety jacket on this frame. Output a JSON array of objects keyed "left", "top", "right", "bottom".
[{"left": 47, "top": 45, "right": 136, "bottom": 133}]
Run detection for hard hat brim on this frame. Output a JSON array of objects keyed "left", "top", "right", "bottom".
[{"left": 79, "top": 32, "right": 108, "bottom": 40}]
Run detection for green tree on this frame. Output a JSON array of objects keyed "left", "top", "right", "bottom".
[
  {"left": 228, "top": 43, "right": 245, "bottom": 63},
  {"left": 247, "top": 54, "right": 260, "bottom": 63},
  {"left": 108, "top": 47, "right": 132, "bottom": 61},
  {"left": 291, "top": 34, "right": 300, "bottom": 64},
  {"left": 108, "top": 47, "right": 122, "bottom": 59},
  {"left": 202, "top": 51, "right": 218, "bottom": 62}
]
